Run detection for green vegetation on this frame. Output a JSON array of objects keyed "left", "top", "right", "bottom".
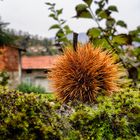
[
  {"left": 0, "top": 18, "right": 15, "bottom": 46},
  {"left": 0, "top": 71, "right": 9, "bottom": 86},
  {"left": 0, "top": 85, "right": 140, "bottom": 139},
  {"left": 0, "top": 0, "right": 140, "bottom": 139},
  {"left": 38, "top": 93, "right": 55, "bottom": 102},
  {"left": 45, "top": 2, "right": 72, "bottom": 45},
  {"left": 0, "top": 86, "right": 68, "bottom": 139},
  {"left": 4, "top": 29, "right": 55, "bottom": 55},
  {"left": 16, "top": 82, "right": 46, "bottom": 94},
  {"left": 70, "top": 88, "right": 140, "bottom": 139},
  {"left": 46, "top": 0, "right": 140, "bottom": 86}
]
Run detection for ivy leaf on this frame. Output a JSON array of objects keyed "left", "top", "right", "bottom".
[
  {"left": 116, "top": 20, "right": 127, "bottom": 28},
  {"left": 49, "top": 24, "right": 60, "bottom": 30},
  {"left": 112, "top": 34, "right": 131, "bottom": 45},
  {"left": 75, "top": 4, "right": 92, "bottom": 18},
  {"left": 87, "top": 27, "right": 101, "bottom": 38},
  {"left": 82, "top": 0, "right": 93, "bottom": 7},
  {"left": 108, "top": 5, "right": 118, "bottom": 12}
]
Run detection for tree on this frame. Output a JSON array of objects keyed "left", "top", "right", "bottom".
[
  {"left": 0, "top": 17, "right": 14, "bottom": 46},
  {"left": 46, "top": 0, "right": 140, "bottom": 86},
  {"left": 46, "top": 2, "right": 72, "bottom": 47}
]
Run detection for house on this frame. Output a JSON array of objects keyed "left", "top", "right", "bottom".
[
  {"left": 21, "top": 55, "right": 57, "bottom": 92},
  {"left": 0, "top": 45, "right": 24, "bottom": 88}
]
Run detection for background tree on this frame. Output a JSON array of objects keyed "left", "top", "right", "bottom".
[{"left": 0, "top": 17, "right": 14, "bottom": 46}]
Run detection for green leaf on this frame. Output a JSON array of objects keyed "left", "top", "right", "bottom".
[
  {"left": 83, "top": 0, "right": 93, "bottom": 7},
  {"left": 92, "top": 38, "right": 111, "bottom": 48},
  {"left": 56, "top": 9, "right": 63, "bottom": 16},
  {"left": 60, "top": 19, "right": 66, "bottom": 25},
  {"left": 49, "top": 24, "right": 60, "bottom": 30},
  {"left": 106, "top": 18, "right": 116, "bottom": 28},
  {"left": 64, "top": 25, "right": 72, "bottom": 34},
  {"left": 97, "top": 10, "right": 108, "bottom": 19},
  {"left": 56, "top": 30, "right": 65, "bottom": 38},
  {"left": 45, "top": 2, "right": 55, "bottom": 6},
  {"left": 58, "top": 37, "right": 68, "bottom": 42},
  {"left": 87, "top": 27, "right": 101, "bottom": 38},
  {"left": 129, "top": 28, "right": 140, "bottom": 43},
  {"left": 112, "top": 34, "right": 131, "bottom": 45},
  {"left": 108, "top": 5, "right": 118, "bottom": 12},
  {"left": 95, "top": 8, "right": 102, "bottom": 15},
  {"left": 49, "top": 14, "right": 58, "bottom": 20},
  {"left": 75, "top": 4, "right": 92, "bottom": 18},
  {"left": 116, "top": 20, "right": 127, "bottom": 28},
  {"left": 76, "top": 4, "right": 88, "bottom": 12}
]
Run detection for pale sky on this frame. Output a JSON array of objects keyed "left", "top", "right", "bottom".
[{"left": 0, "top": 0, "right": 140, "bottom": 38}]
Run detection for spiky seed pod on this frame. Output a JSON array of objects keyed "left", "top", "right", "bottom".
[{"left": 49, "top": 43, "right": 120, "bottom": 103}]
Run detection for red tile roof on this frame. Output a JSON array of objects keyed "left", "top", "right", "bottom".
[{"left": 22, "top": 56, "right": 57, "bottom": 69}]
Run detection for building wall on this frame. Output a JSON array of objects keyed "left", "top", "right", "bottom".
[
  {"left": 22, "top": 69, "right": 53, "bottom": 92},
  {"left": 0, "top": 46, "right": 20, "bottom": 89},
  {"left": 8, "top": 71, "right": 19, "bottom": 89},
  {"left": 0, "top": 46, "right": 19, "bottom": 71}
]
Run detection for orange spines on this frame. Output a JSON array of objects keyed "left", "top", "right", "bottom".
[{"left": 49, "top": 43, "right": 119, "bottom": 103}]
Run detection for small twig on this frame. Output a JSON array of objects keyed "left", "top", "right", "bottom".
[{"left": 73, "top": 32, "right": 78, "bottom": 51}]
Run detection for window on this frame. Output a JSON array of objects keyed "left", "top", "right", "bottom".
[{"left": 26, "top": 69, "right": 32, "bottom": 74}]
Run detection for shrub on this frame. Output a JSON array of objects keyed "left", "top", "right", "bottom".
[
  {"left": 69, "top": 88, "right": 140, "bottom": 139},
  {"left": 0, "top": 86, "right": 70, "bottom": 139},
  {"left": 0, "top": 71, "right": 9, "bottom": 86},
  {"left": 0, "top": 85, "right": 140, "bottom": 139},
  {"left": 49, "top": 43, "right": 120, "bottom": 103},
  {"left": 17, "top": 82, "right": 46, "bottom": 94}
]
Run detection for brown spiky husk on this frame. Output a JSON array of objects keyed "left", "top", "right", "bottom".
[{"left": 49, "top": 43, "right": 120, "bottom": 103}]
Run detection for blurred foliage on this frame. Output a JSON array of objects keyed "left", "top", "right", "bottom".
[
  {"left": 0, "top": 16, "right": 55, "bottom": 55},
  {"left": 0, "top": 85, "right": 140, "bottom": 139},
  {"left": 4, "top": 29, "right": 56, "bottom": 55},
  {"left": 0, "top": 86, "right": 74, "bottom": 139},
  {"left": 0, "top": 71, "right": 9, "bottom": 86},
  {"left": 0, "top": 18, "right": 15, "bottom": 46},
  {"left": 17, "top": 82, "right": 46, "bottom": 94},
  {"left": 70, "top": 88, "right": 140, "bottom": 139},
  {"left": 38, "top": 93, "right": 55, "bottom": 102}
]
